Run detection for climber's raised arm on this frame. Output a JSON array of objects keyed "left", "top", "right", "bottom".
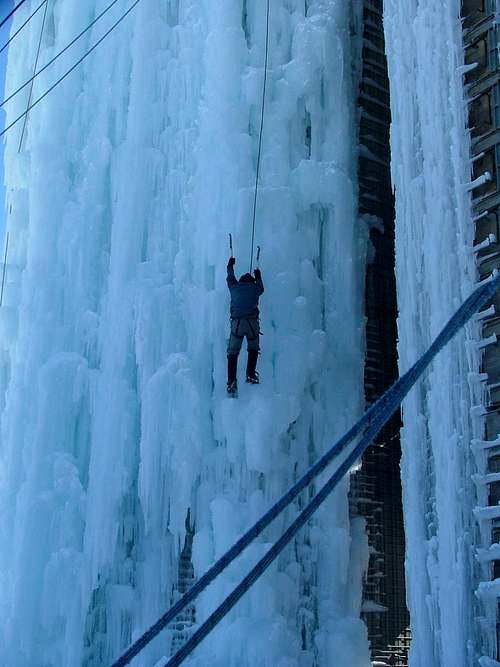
[
  {"left": 227, "top": 256, "right": 237, "bottom": 289},
  {"left": 253, "top": 268, "right": 264, "bottom": 296}
]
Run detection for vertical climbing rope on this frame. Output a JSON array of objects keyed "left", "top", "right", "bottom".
[
  {"left": 0, "top": 232, "right": 9, "bottom": 307},
  {"left": 249, "top": 0, "right": 270, "bottom": 273},
  {"left": 18, "top": 0, "right": 49, "bottom": 152}
]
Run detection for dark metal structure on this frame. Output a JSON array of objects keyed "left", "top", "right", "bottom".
[
  {"left": 350, "top": 0, "right": 411, "bottom": 664},
  {"left": 463, "top": 0, "right": 500, "bottom": 661}
]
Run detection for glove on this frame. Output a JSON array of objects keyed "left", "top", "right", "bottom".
[
  {"left": 228, "top": 257, "right": 236, "bottom": 267},
  {"left": 254, "top": 268, "right": 261, "bottom": 278}
]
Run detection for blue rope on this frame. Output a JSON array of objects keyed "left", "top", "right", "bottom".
[{"left": 112, "top": 273, "right": 500, "bottom": 667}]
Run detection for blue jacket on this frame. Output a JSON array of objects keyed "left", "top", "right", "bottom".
[{"left": 227, "top": 265, "right": 264, "bottom": 319}]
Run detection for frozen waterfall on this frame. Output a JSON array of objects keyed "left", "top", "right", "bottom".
[{"left": 0, "top": 1, "right": 369, "bottom": 665}]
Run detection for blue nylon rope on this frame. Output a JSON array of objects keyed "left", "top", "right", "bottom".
[
  {"left": 163, "top": 274, "right": 499, "bottom": 667},
  {"left": 111, "top": 273, "right": 500, "bottom": 667}
]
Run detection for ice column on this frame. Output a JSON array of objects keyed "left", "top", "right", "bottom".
[{"left": 385, "top": 1, "right": 484, "bottom": 665}]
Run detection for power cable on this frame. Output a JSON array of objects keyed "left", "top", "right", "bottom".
[
  {"left": 111, "top": 272, "right": 500, "bottom": 666},
  {"left": 1, "top": 0, "right": 122, "bottom": 110},
  {"left": 0, "top": 0, "right": 141, "bottom": 139},
  {"left": 18, "top": 0, "right": 48, "bottom": 152},
  {"left": 249, "top": 0, "right": 270, "bottom": 273},
  {"left": 0, "top": 0, "right": 47, "bottom": 57},
  {"left": 0, "top": 0, "right": 29, "bottom": 31}
]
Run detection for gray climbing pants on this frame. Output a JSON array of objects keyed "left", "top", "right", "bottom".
[{"left": 227, "top": 317, "right": 260, "bottom": 355}]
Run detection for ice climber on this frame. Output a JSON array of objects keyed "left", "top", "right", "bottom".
[{"left": 226, "top": 256, "right": 264, "bottom": 395}]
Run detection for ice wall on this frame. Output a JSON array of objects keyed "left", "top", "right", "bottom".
[
  {"left": 0, "top": 1, "right": 369, "bottom": 666},
  {"left": 385, "top": 1, "right": 485, "bottom": 665}
]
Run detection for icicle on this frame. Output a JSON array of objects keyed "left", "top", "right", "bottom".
[
  {"left": 471, "top": 436, "right": 500, "bottom": 451},
  {"left": 465, "top": 171, "right": 492, "bottom": 192},
  {"left": 475, "top": 305, "right": 496, "bottom": 321},
  {"left": 473, "top": 233, "right": 497, "bottom": 253},
  {"left": 475, "top": 333, "right": 498, "bottom": 350}
]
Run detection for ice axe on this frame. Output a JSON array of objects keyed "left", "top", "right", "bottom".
[
  {"left": 256, "top": 245, "right": 261, "bottom": 269},
  {"left": 229, "top": 233, "right": 233, "bottom": 258}
]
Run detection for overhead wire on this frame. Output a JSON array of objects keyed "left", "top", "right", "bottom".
[
  {"left": 18, "top": 0, "right": 48, "bottom": 152},
  {"left": 0, "top": 0, "right": 29, "bottom": 31},
  {"left": 0, "top": 0, "right": 39, "bottom": 305},
  {"left": 0, "top": 0, "right": 142, "bottom": 139},
  {"left": 0, "top": 0, "right": 48, "bottom": 57},
  {"left": 249, "top": 0, "right": 270, "bottom": 273},
  {"left": 1, "top": 0, "right": 122, "bottom": 110}
]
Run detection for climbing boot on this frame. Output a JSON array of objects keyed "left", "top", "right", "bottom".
[
  {"left": 227, "top": 380, "right": 238, "bottom": 396},
  {"left": 227, "top": 354, "right": 238, "bottom": 394},
  {"left": 246, "top": 349, "right": 260, "bottom": 384}
]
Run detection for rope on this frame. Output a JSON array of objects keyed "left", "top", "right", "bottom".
[
  {"left": 1, "top": 0, "right": 122, "bottom": 110},
  {"left": 18, "top": 0, "right": 49, "bottom": 152},
  {"left": 112, "top": 273, "right": 500, "bottom": 667},
  {"left": 163, "top": 405, "right": 407, "bottom": 666},
  {"left": 163, "top": 278, "right": 499, "bottom": 667},
  {"left": 0, "top": 232, "right": 9, "bottom": 307},
  {"left": 0, "top": 0, "right": 141, "bottom": 140},
  {"left": 0, "top": 0, "right": 28, "bottom": 31},
  {"left": 0, "top": 0, "right": 47, "bottom": 57},
  {"left": 249, "top": 0, "right": 270, "bottom": 273}
]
